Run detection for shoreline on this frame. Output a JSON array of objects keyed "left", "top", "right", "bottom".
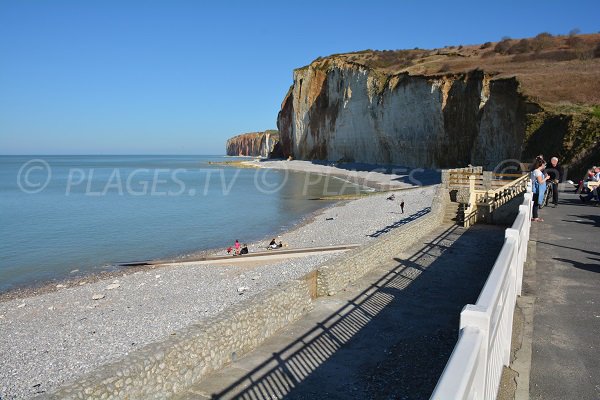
[
  {"left": 0, "top": 176, "right": 437, "bottom": 399},
  {"left": 0, "top": 187, "right": 346, "bottom": 303},
  {"left": 1, "top": 160, "right": 436, "bottom": 303},
  {"left": 0, "top": 200, "right": 338, "bottom": 303}
]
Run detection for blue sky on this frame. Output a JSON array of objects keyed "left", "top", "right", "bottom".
[{"left": 0, "top": 1, "right": 598, "bottom": 155}]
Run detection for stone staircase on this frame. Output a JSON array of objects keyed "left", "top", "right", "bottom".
[{"left": 443, "top": 201, "right": 464, "bottom": 225}]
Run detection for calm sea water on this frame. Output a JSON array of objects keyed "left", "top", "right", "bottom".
[{"left": 0, "top": 155, "right": 369, "bottom": 292}]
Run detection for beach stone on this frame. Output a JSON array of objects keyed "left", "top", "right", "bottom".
[
  {"left": 17, "top": 303, "right": 26, "bottom": 308},
  {"left": 48, "top": 306, "right": 56, "bottom": 311},
  {"left": 70, "top": 269, "right": 79, "bottom": 274},
  {"left": 56, "top": 284, "right": 66, "bottom": 288},
  {"left": 237, "top": 287, "right": 249, "bottom": 294},
  {"left": 106, "top": 283, "right": 120, "bottom": 290},
  {"left": 79, "top": 281, "right": 87, "bottom": 285},
  {"left": 92, "top": 294, "right": 105, "bottom": 300}
]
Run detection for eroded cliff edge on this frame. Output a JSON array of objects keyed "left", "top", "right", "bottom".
[
  {"left": 226, "top": 130, "right": 279, "bottom": 157},
  {"left": 277, "top": 44, "right": 599, "bottom": 175}
]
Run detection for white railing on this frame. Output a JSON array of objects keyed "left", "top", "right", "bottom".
[{"left": 431, "top": 182, "right": 532, "bottom": 400}]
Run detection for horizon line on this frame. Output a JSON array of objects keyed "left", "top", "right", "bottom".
[{"left": 0, "top": 154, "right": 228, "bottom": 156}]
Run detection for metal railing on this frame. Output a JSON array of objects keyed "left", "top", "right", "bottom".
[{"left": 430, "top": 182, "right": 532, "bottom": 400}]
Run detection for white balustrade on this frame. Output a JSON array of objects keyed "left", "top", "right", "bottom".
[{"left": 431, "top": 183, "right": 532, "bottom": 400}]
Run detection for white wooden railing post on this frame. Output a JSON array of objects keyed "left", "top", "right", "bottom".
[
  {"left": 460, "top": 304, "right": 489, "bottom": 396},
  {"left": 504, "top": 230, "right": 519, "bottom": 365}
]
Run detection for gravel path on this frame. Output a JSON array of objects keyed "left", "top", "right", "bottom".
[{"left": 0, "top": 176, "right": 436, "bottom": 399}]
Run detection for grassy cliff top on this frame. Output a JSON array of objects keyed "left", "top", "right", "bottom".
[
  {"left": 227, "top": 130, "right": 279, "bottom": 141},
  {"left": 307, "top": 33, "right": 600, "bottom": 106}
]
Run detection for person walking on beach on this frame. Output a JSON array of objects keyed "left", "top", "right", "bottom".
[
  {"left": 234, "top": 240, "right": 241, "bottom": 255},
  {"left": 400, "top": 200, "right": 405, "bottom": 214}
]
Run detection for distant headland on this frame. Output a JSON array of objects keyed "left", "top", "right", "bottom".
[{"left": 225, "top": 130, "right": 280, "bottom": 157}]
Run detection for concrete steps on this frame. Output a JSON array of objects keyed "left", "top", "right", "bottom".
[{"left": 443, "top": 202, "right": 464, "bottom": 225}]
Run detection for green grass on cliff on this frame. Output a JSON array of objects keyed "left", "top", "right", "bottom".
[{"left": 524, "top": 103, "right": 600, "bottom": 178}]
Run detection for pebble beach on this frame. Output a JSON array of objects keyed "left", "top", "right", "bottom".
[{"left": 0, "top": 162, "right": 438, "bottom": 399}]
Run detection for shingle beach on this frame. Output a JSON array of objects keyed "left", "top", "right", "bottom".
[{"left": 0, "top": 162, "right": 438, "bottom": 399}]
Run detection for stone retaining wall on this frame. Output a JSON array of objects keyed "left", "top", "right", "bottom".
[
  {"left": 47, "top": 280, "right": 313, "bottom": 400},
  {"left": 316, "top": 184, "right": 450, "bottom": 296}
]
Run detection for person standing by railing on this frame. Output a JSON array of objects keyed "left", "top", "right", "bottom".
[
  {"left": 546, "top": 157, "right": 563, "bottom": 207},
  {"left": 531, "top": 156, "right": 550, "bottom": 222}
]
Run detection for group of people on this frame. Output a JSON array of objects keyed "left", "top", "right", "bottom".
[
  {"left": 267, "top": 238, "right": 284, "bottom": 250},
  {"left": 226, "top": 240, "right": 248, "bottom": 256},
  {"left": 531, "top": 155, "right": 600, "bottom": 221},
  {"left": 578, "top": 166, "right": 600, "bottom": 204},
  {"left": 530, "top": 156, "right": 563, "bottom": 222},
  {"left": 226, "top": 238, "right": 284, "bottom": 255}
]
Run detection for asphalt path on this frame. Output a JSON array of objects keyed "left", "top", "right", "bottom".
[{"left": 528, "top": 192, "right": 600, "bottom": 400}]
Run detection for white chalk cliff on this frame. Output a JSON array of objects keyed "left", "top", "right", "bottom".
[{"left": 277, "top": 58, "right": 538, "bottom": 169}]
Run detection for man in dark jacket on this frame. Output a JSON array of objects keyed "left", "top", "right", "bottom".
[{"left": 546, "top": 157, "right": 563, "bottom": 207}]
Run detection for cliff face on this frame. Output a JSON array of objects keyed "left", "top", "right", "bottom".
[
  {"left": 277, "top": 58, "right": 599, "bottom": 174},
  {"left": 226, "top": 130, "right": 279, "bottom": 157}
]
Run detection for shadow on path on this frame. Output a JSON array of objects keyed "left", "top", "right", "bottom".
[
  {"left": 532, "top": 240, "right": 600, "bottom": 257},
  {"left": 199, "top": 224, "right": 505, "bottom": 400},
  {"left": 562, "top": 213, "right": 600, "bottom": 227},
  {"left": 553, "top": 257, "right": 600, "bottom": 274}
]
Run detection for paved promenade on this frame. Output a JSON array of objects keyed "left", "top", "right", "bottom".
[
  {"left": 523, "top": 192, "right": 600, "bottom": 400},
  {"left": 175, "top": 223, "right": 505, "bottom": 400}
]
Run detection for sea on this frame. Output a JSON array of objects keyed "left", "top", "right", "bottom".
[{"left": 0, "top": 155, "right": 370, "bottom": 293}]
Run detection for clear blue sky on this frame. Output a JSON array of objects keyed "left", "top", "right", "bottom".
[{"left": 0, "top": 1, "right": 598, "bottom": 155}]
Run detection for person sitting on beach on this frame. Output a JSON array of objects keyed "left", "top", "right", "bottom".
[
  {"left": 277, "top": 241, "right": 283, "bottom": 248},
  {"left": 226, "top": 246, "right": 233, "bottom": 255},
  {"left": 267, "top": 238, "right": 277, "bottom": 249},
  {"left": 239, "top": 244, "right": 249, "bottom": 255}
]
